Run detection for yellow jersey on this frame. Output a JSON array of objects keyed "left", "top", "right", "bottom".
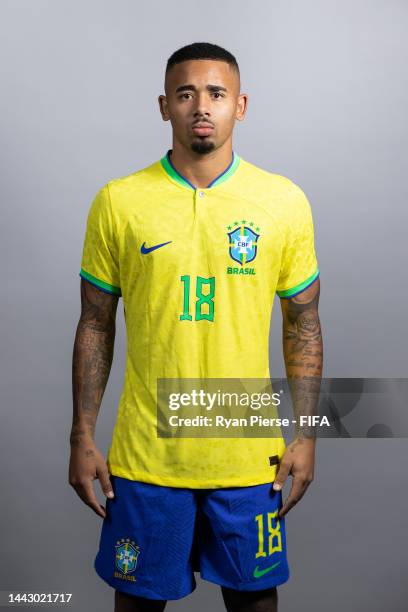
[{"left": 79, "top": 149, "right": 320, "bottom": 488}]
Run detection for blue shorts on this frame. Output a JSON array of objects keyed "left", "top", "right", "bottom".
[{"left": 94, "top": 476, "right": 290, "bottom": 600}]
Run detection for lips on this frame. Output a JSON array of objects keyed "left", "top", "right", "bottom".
[{"left": 192, "top": 122, "right": 214, "bottom": 136}]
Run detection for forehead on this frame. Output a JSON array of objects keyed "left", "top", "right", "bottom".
[{"left": 165, "top": 59, "right": 239, "bottom": 93}]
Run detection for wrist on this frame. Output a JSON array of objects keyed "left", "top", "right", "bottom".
[{"left": 69, "top": 426, "right": 95, "bottom": 447}]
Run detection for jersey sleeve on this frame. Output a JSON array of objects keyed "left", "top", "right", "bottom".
[
  {"left": 79, "top": 184, "right": 122, "bottom": 296},
  {"left": 276, "top": 183, "right": 320, "bottom": 298}
]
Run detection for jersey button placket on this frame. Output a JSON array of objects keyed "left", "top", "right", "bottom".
[{"left": 194, "top": 189, "right": 205, "bottom": 221}]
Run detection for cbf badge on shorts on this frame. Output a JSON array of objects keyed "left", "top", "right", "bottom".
[{"left": 114, "top": 538, "right": 140, "bottom": 583}]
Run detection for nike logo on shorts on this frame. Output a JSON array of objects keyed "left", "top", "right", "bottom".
[{"left": 253, "top": 561, "right": 281, "bottom": 578}]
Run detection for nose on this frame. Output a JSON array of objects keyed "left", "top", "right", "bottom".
[{"left": 193, "top": 91, "right": 211, "bottom": 117}]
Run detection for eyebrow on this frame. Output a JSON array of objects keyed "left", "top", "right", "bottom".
[{"left": 175, "top": 84, "right": 228, "bottom": 93}]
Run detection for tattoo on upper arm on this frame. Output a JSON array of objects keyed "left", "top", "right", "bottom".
[
  {"left": 281, "top": 280, "right": 322, "bottom": 372},
  {"left": 79, "top": 278, "right": 119, "bottom": 330}
]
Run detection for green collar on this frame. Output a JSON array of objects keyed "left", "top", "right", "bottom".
[{"left": 160, "top": 149, "right": 241, "bottom": 190}]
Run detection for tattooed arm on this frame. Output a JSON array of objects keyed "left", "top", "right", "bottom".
[
  {"left": 69, "top": 278, "right": 119, "bottom": 518},
  {"left": 273, "top": 276, "right": 323, "bottom": 517}
]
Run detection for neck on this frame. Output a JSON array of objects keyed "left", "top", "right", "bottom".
[{"left": 169, "top": 142, "right": 234, "bottom": 189}]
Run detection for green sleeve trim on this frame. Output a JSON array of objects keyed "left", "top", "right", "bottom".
[
  {"left": 79, "top": 268, "right": 122, "bottom": 296},
  {"left": 276, "top": 268, "right": 320, "bottom": 298}
]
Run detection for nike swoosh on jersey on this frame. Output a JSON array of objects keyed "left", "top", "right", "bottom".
[
  {"left": 140, "top": 240, "right": 172, "bottom": 254},
  {"left": 253, "top": 561, "right": 281, "bottom": 578}
]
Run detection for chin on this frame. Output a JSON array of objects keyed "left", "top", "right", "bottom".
[{"left": 190, "top": 139, "right": 216, "bottom": 155}]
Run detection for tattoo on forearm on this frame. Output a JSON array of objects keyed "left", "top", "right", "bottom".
[
  {"left": 282, "top": 285, "right": 323, "bottom": 438},
  {"left": 71, "top": 280, "right": 119, "bottom": 445}
]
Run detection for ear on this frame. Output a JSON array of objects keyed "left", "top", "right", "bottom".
[
  {"left": 236, "top": 93, "right": 249, "bottom": 121},
  {"left": 158, "top": 95, "right": 170, "bottom": 121}
]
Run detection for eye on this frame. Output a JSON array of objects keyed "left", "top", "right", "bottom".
[{"left": 213, "top": 92, "right": 224, "bottom": 99}]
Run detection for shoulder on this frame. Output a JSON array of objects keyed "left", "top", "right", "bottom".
[
  {"left": 105, "top": 159, "right": 162, "bottom": 198},
  {"left": 92, "top": 159, "right": 163, "bottom": 218},
  {"left": 236, "top": 157, "right": 311, "bottom": 213}
]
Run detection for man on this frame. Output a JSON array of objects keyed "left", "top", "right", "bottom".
[{"left": 69, "top": 42, "right": 322, "bottom": 612}]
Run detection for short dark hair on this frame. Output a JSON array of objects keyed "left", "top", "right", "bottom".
[{"left": 165, "top": 42, "right": 240, "bottom": 78}]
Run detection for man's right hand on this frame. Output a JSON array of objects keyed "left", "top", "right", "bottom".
[{"left": 68, "top": 436, "right": 115, "bottom": 519}]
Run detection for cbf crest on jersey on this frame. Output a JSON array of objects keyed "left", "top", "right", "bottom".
[
  {"left": 115, "top": 539, "right": 140, "bottom": 575},
  {"left": 227, "top": 221, "right": 260, "bottom": 265}
]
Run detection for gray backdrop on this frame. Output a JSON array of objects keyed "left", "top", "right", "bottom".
[{"left": 1, "top": 0, "right": 407, "bottom": 610}]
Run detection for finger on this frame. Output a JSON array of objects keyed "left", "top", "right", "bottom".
[
  {"left": 74, "top": 481, "right": 107, "bottom": 518},
  {"left": 272, "top": 461, "right": 291, "bottom": 491},
  {"left": 278, "top": 478, "right": 309, "bottom": 518},
  {"left": 97, "top": 466, "right": 115, "bottom": 499}
]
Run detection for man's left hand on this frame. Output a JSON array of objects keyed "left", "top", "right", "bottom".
[{"left": 272, "top": 437, "right": 316, "bottom": 518}]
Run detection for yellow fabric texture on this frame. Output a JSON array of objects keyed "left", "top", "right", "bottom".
[{"left": 79, "top": 154, "right": 319, "bottom": 488}]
